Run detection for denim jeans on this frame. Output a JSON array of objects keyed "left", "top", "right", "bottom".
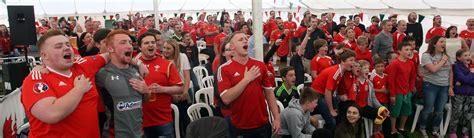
[
  {"left": 143, "top": 123, "right": 175, "bottom": 138},
  {"left": 315, "top": 96, "right": 337, "bottom": 130},
  {"left": 229, "top": 122, "right": 272, "bottom": 138},
  {"left": 419, "top": 81, "right": 449, "bottom": 130}
]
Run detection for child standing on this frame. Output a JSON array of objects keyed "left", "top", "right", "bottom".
[
  {"left": 387, "top": 42, "right": 417, "bottom": 137},
  {"left": 448, "top": 49, "right": 474, "bottom": 138},
  {"left": 370, "top": 58, "right": 392, "bottom": 137},
  {"left": 354, "top": 60, "right": 389, "bottom": 137},
  {"left": 310, "top": 39, "right": 333, "bottom": 79},
  {"left": 355, "top": 36, "right": 373, "bottom": 67},
  {"left": 275, "top": 67, "right": 299, "bottom": 107}
]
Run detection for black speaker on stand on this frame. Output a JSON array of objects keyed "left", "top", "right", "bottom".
[{"left": 2, "top": 6, "right": 37, "bottom": 94}]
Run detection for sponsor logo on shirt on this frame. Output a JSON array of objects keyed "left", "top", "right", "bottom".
[
  {"left": 116, "top": 100, "right": 142, "bottom": 111},
  {"left": 111, "top": 75, "right": 120, "bottom": 80},
  {"left": 33, "top": 82, "right": 49, "bottom": 94},
  {"left": 234, "top": 72, "right": 240, "bottom": 77},
  {"left": 58, "top": 81, "right": 67, "bottom": 86}
]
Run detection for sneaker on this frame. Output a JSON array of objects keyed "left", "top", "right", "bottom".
[
  {"left": 398, "top": 129, "right": 408, "bottom": 138},
  {"left": 390, "top": 131, "right": 400, "bottom": 138},
  {"left": 420, "top": 129, "right": 428, "bottom": 138},
  {"left": 432, "top": 131, "right": 441, "bottom": 138}
]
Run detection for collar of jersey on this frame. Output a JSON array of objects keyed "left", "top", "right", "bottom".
[{"left": 46, "top": 66, "right": 73, "bottom": 78}]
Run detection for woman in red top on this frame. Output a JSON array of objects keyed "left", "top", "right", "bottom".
[
  {"left": 0, "top": 24, "right": 12, "bottom": 55},
  {"left": 344, "top": 28, "right": 358, "bottom": 50}
]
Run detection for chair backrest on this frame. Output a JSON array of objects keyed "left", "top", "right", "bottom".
[
  {"left": 187, "top": 103, "right": 214, "bottom": 122},
  {"left": 195, "top": 87, "right": 214, "bottom": 105},
  {"left": 197, "top": 40, "right": 207, "bottom": 53},
  {"left": 201, "top": 76, "right": 214, "bottom": 89},
  {"left": 297, "top": 84, "right": 304, "bottom": 96},
  {"left": 276, "top": 100, "right": 284, "bottom": 112},
  {"left": 275, "top": 78, "right": 283, "bottom": 87},
  {"left": 185, "top": 116, "right": 229, "bottom": 138},
  {"left": 193, "top": 66, "right": 209, "bottom": 88},
  {"left": 171, "top": 104, "right": 180, "bottom": 138},
  {"left": 304, "top": 73, "right": 312, "bottom": 83}
]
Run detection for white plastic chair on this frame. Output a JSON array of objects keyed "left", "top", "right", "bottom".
[
  {"left": 471, "top": 118, "right": 474, "bottom": 137},
  {"left": 276, "top": 100, "right": 284, "bottom": 112},
  {"left": 201, "top": 76, "right": 214, "bottom": 89},
  {"left": 410, "top": 103, "right": 451, "bottom": 134},
  {"left": 171, "top": 104, "right": 180, "bottom": 138},
  {"left": 275, "top": 78, "right": 283, "bottom": 87},
  {"left": 197, "top": 40, "right": 207, "bottom": 53},
  {"left": 187, "top": 103, "right": 214, "bottom": 122},
  {"left": 304, "top": 73, "right": 312, "bottom": 83},
  {"left": 193, "top": 66, "right": 209, "bottom": 89},
  {"left": 195, "top": 87, "right": 214, "bottom": 105},
  {"left": 363, "top": 117, "right": 374, "bottom": 138},
  {"left": 297, "top": 84, "right": 304, "bottom": 96}
]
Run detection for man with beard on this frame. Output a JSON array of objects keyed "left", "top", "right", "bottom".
[
  {"left": 21, "top": 30, "right": 148, "bottom": 137},
  {"left": 389, "top": 15, "right": 398, "bottom": 33},
  {"left": 392, "top": 20, "right": 407, "bottom": 53},
  {"left": 300, "top": 15, "right": 328, "bottom": 72},
  {"left": 270, "top": 17, "right": 292, "bottom": 64},
  {"left": 203, "top": 15, "right": 220, "bottom": 62},
  {"left": 137, "top": 32, "right": 183, "bottom": 137},
  {"left": 95, "top": 29, "right": 150, "bottom": 137},
  {"left": 354, "top": 15, "right": 366, "bottom": 32},
  {"left": 405, "top": 12, "right": 424, "bottom": 51},
  {"left": 425, "top": 15, "right": 446, "bottom": 43},
  {"left": 264, "top": 11, "right": 277, "bottom": 40},
  {"left": 138, "top": 16, "right": 154, "bottom": 37}
]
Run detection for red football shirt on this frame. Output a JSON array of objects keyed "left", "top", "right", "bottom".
[
  {"left": 353, "top": 27, "right": 363, "bottom": 38},
  {"left": 333, "top": 33, "right": 345, "bottom": 45},
  {"left": 203, "top": 24, "right": 219, "bottom": 46},
  {"left": 370, "top": 73, "right": 389, "bottom": 104},
  {"left": 217, "top": 58, "right": 273, "bottom": 129},
  {"left": 310, "top": 56, "right": 333, "bottom": 75},
  {"left": 138, "top": 27, "right": 150, "bottom": 38},
  {"left": 409, "top": 51, "right": 420, "bottom": 78},
  {"left": 183, "top": 24, "right": 197, "bottom": 43},
  {"left": 355, "top": 48, "right": 373, "bottom": 68},
  {"left": 264, "top": 19, "right": 277, "bottom": 38},
  {"left": 284, "top": 21, "right": 297, "bottom": 30},
  {"left": 460, "top": 30, "right": 474, "bottom": 47},
  {"left": 214, "top": 33, "right": 227, "bottom": 51},
  {"left": 392, "top": 32, "right": 406, "bottom": 52},
  {"left": 345, "top": 40, "right": 358, "bottom": 50},
  {"left": 426, "top": 27, "right": 446, "bottom": 42},
  {"left": 355, "top": 79, "right": 370, "bottom": 108},
  {"left": 311, "top": 65, "right": 344, "bottom": 95},
  {"left": 337, "top": 72, "right": 356, "bottom": 101},
  {"left": 266, "top": 61, "right": 276, "bottom": 87},
  {"left": 294, "top": 26, "right": 307, "bottom": 38},
  {"left": 21, "top": 56, "right": 105, "bottom": 138},
  {"left": 140, "top": 56, "right": 183, "bottom": 127},
  {"left": 387, "top": 58, "right": 416, "bottom": 96},
  {"left": 368, "top": 24, "right": 381, "bottom": 37},
  {"left": 196, "top": 21, "right": 208, "bottom": 38}
]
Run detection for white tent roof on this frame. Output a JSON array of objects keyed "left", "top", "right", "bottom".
[{"left": 1, "top": 0, "right": 473, "bottom": 18}]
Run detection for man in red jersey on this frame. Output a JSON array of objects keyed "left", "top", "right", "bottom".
[
  {"left": 311, "top": 49, "right": 356, "bottom": 130},
  {"left": 346, "top": 19, "right": 363, "bottom": 39},
  {"left": 22, "top": 30, "right": 148, "bottom": 138},
  {"left": 195, "top": 14, "right": 208, "bottom": 38},
  {"left": 137, "top": 32, "right": 183, "bottom": 137},
  {"left": 203, "top": 15, "right": 219, "bottom": 62},
  {"left": 264, "top": 11, "right": 277, "bottom": 39},
  {"left": 460, "top": 18, "right": 474, "bottom": 48},
  {"left": 217, "top": 32, "right": 280, "bottom": 137},
  {"left": 138, "top": 16, "right": 154, "bottom": 37},
  {"left": 392, "top": 20, "right": 407, "bottom": 53},
  {"left": 214, "top": 21, "right": 232, "bottom": 55},
  {"left": 425, "top": 15, "right": 446, "bottom": 43},
  {"left": 284, "top": 12, "right": 297, "bottom": 32}
]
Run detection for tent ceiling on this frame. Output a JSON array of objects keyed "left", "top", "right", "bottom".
[{"left": 0, "top": 0, "right": 473, "bottom": 17}]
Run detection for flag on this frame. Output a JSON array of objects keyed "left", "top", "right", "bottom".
[
  {"left": 76, "top": 16, "right": 79, "bottom": 20},
  {"left": 109, "top": 15, "right": 114, "bottom": 20},
  {"left": 265, "top": 11, "right": 268, "bottom": 17},
  {"left": 289, "top": 2, "right": 293, "bottom": 9},
  {"left": 379, "top": 14, "right": 385, "bottom": 20},
  {"left": 349, "top": 15, "right": 353, "bottom": 20},
  {"left": 293, "top": 12, "right": 296, "bottom": 18},
  {"left": 359, "top": 13, "right": 364, "bottom": 21},
  {"left": 278, "top": 11, "right": 281, "bottom": 16},
  {"left": 84, "top": 16, "right": 88, "bottom": 20},
  {"left": 196, "top": 12, "right": 199, "bottom": 17},
  {"left": 102, "top": 15, "right": 106, "bottom": 20},
  {"left": 297, "top": 6, "right": 301, "bottom": 13},
  {"left": 418, "top": 14, "right": 425, "bottom": 23},
  {"left": 174, "top": 13, "right": 177, "bottom": 17}
]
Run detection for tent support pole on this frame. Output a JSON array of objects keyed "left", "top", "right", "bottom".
[
  {"left": 252, "top": 0, "right": 263, "bottom": 61},
  {"left": 153, "top": 0, "right": 161, "bottom": 28}
]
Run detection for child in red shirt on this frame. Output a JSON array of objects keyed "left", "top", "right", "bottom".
[
  {"left": 388, "top": 42, "right": 417, "bottom": 135},
  {"left": 355, "top": 60, "right": 389, "bottom": 137},
  {"left": 310, "top": 39, "right": 333, "bottom": 79},
  {"left": 355, "top": 36, "right": 373, "bottom": 68}
]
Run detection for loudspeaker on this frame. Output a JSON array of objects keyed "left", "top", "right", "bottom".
[
  {"left": 7, "top": 6, "right": 37, "bottom": 46},
  {"left": 2, "top": 62, "right": 29, "bottom": 94}
]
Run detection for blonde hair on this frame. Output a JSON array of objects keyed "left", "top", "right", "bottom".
[{"left": 164, "top": 39, "right": 181, "bottom": 71}]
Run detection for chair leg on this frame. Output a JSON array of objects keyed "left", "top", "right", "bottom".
[
  {"left": 411, "top": 104, "right": 424, "bottom": 133},
  {"left": 363, "top": 118, "right": 370, "bottom": 138},
  {"left": 441, "top": 103, "right": 452, "bottom": 136}
]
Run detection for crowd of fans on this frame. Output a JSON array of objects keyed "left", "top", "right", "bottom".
[{"left": 2, "top": 9, "right": 474, "bottom": 138}]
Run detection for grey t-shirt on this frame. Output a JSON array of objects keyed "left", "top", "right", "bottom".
[
  {"left": 421, "top": 53, "right": 452, "bottom": 86},
  {"left": 96, "top": 63, "right": 143, "bottom": 138}
]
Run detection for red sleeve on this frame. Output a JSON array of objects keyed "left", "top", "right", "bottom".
[
  {"left": 310, "top": 58, "right": 318, "bottom": 71},
  {"left": 387, "top": 62, "right": 397, "bottom": 97},
  {"left": 270, "top": 31, "right": 277, "bottom": 42},
  {"left": 212, "top": 58, "right": 219, "bottom": 73},
  {"left": 217, "top": 66, "right": 232, "bottom": 95},
  {"left": 325, "top": 72, "right": 338, "bottom": 91},
  {"left": 260, "top": 63, "right": 274, "bottom": 89},
  {"left": 167, "top": 62, "right": 183, "bottom": 86},
  {"left": 77, "top": 55, "right": 106, "bottom": 75},
  {"left": 21, "top": 76, "right": 57, "bottom": 112},
  {"left": 426, "top": 28, "right": 433, "bottom": 42}
]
